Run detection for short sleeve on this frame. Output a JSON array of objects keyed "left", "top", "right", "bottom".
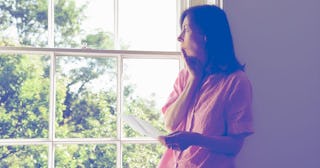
[
  {"left": 161, "top": 69, "right": 188, "bottom": 114},
  {"left": 225, "top": 73, "right": 254, "bottom": 136}
]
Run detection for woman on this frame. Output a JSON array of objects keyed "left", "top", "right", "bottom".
[{"left": 158, "top": 5, "right": 254, "bottom": 168}]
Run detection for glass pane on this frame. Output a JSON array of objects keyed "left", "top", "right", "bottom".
[
  {"left": 122, "top": 144, "right": 165, "bottom": 168},
  {"left": 119, "top": 0, "right": 177, "bottom": 51},
  {"left": 190, "top": 0, "right": 217, "bottom": 6},
  {"left": 54, "top": 0, "right": 115, "bottom": 49},
  {"left": 0, "top": 54, "right": 50, "bottom": 139},
  {"left": 0, "top": 145, "right": 48, "bottom": 167},
  {"left": 122, "top": 59, "right": 179, "bottom": 137},
  {"left": 0, "top": 0, "right": 48, "bottom": 47},
  {"left": 55, "top": 144, "right": 116, "bottom": 167},
  {"left": 55, "top": 56, "right": 117, "bottom": 138}
]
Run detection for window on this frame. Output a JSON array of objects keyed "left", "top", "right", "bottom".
[{"left": 0, "top": 0, "right": 221, "bottom": 167}]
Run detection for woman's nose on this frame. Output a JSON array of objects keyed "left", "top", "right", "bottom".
[{"left": 177, "top": 33, "right": 184, "bottom": 42}]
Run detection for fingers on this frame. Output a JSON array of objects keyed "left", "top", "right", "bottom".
[
  {"left": 157, "top": 136, "right": 166, "bottom": 146},
  {"left": 181, "top": 49, "right": 187, "bottom": 57},
  {"left": 167, "top": 143, "right": 181, "bottom": 150},
  {"left": 164, "top": 131, "right": 181, "bottom": 144},
  {"left": 162, "top": 132, "right": 185, "bottom": 151},
  {"left": 159, "top": 131, "right": 191, "bottom": 151},
  {"left": 181, "top": 49, "right": 192, "bottom": 65},
  {"left": 167, "top": 131, "right": 181, "bottom": 136},
  {"left": 158, "top": 132, "right": 180, "bottom": 149},
  {"left": 181, "top": 49, "right": 204, "bottom": 76},
  {"left": 181, "top": 49, "right": 190, "bottom": 67}
]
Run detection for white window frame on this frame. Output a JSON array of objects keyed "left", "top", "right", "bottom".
[
  {"left": 0, "top": 47, "right": 181, "bottom": 168},
  {"left": 0, "top": 0, "right": 222, "bottom": 167}
]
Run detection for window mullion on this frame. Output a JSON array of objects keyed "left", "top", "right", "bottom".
[
  {"left": 48, "top": 51, "right": 56, "bottom": 168},
  {"left": 48, "top": 5, "right": 56, "bottom": 168},
  {"left": 116, "top": 54, "right": 123, "bottom": 168},
  {"left": 217, "top": 0, "right": 223, "bottom": 8},
  {"left": 48, "top": 143, "right": 54, "bottom": 168},
  {"left": 114, "top": 0, "right": 120, "bottom": 50},
  {"left": 48, "top": 0, "right": 54, "bottom": 47}
]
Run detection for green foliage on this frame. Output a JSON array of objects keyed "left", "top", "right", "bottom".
[
  {"left": 0, "top": 145, "right": 48, "bottom": 167},
  {"left": 0, "top": 0, "right": 48, "bottom": 46},
  {"left": 82, "top": 30, "right": 115, "bottom": 50},
  {"left": 54, "top": 0, "right": 87, "bottom": 47},
  {"left": 54, "top": 56, "right": 118, "bottom": 138},
  {"left": 55, "top": 144, "right": 116, "bottom": 168},
  {"left": 82, "top": 30, "right": 130, "bottom": 50},
  {"left": 0, "top": 54, "right": 50, "bottom": 139},
  {"left": 0, "top": 0, "right": 167, "bottom": 167},
  {"left": 122, "top": 144, "right": 165, "bottom": 168},
  {"left": 0, "top": 0, "right": 86, "bottom": 47}
]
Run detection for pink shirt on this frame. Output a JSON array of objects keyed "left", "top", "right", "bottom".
[{"left": 158, "top": 69, "right": 254, "bottom": 168}]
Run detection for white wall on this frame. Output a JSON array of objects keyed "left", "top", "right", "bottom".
[{"left": 224, "top": 0, "right": 320, "bottom": 167}]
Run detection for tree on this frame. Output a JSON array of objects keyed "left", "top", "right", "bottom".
[
  {"left": 0, "top": 0, "right": 48, "bottom": 46},
  {"left": 0, "top": 54, "right": 50, "bottom": 166},
  {"left": 0, "top": 0, "right": 86, "bottom": 47},
  {"left": 54, "top": 0, "right": 87, "bottom": 47},
  {"left": 0, "top": 0, "right": 166, "bottom": 167}
]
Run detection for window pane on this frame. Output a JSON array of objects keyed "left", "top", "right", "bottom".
[
  {"left": 0, "top": 54, "right": 50, "bottom": 139},
  {"left": 122, "top": 59, "right": 179, "bottom": 137},
  {"left": 119, "top": 0, "right": 177, "bottom": 51},
  {"left": 0, "top": 145, "right": 48, "bottom": 167},
  {"left": 55, "top": 144, "right": 116, "bottom": 167},
  {"left": 55, "top": 56, "right": 117, "bottom": 138},
  {"left": 122, "top": 144, "right": 165, "bottom": 168},
  {"left": 0, "top": 0, "right": 48, "bottom": 47},
  {"left": 54, "top": 0, "right": 114, "bottom": 49}
]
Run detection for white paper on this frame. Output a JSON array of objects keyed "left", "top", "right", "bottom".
[{"left": 122, "top": 114, "right": 162, "bottom": 138}]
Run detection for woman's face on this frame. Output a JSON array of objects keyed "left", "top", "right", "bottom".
[{"left": 177, "top": 16, "right": 207, "bottom": 64}]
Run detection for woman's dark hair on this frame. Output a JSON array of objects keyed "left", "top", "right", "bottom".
[{"left": 180, "top": 5, "right": 245, "bottom": 74}]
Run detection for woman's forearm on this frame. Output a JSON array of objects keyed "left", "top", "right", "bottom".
[
  {"left": 164, "top": 76, "right": 202, "bottom": 130},
  {"left": 194, "top": 133, "right": 245, "bottom": 156}
]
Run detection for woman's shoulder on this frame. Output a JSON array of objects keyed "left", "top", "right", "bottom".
[
  {"left": 224, "top": 70, "right": 252, "bottom": 89},
  {"left": 226, "top": 70, "right": 250, "bottom": 81},
  {"left": 211, "top": 70, "right": 252, "bottom": 90}
]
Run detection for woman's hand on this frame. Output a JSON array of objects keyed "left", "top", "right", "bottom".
[
  {"left": 159, "top": 131, "right": 246, "bottom": 155},
  {"left": 182, "top": 49, "right": 205, "bottom": 79},
  {"left": 158, "top": 131, "right": 201, "bottom": 151}
]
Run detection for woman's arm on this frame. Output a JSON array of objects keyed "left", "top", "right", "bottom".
[
  {"left": 158, "top": 131, "right": 246, "bottom": 156},
  {"left": 164, "top": 50, "right": 205, "bottom": 130},
  {"left": 164, "top": 76, "right": 201, "bottom": 130},
  {"left": 195, "top": 133, "right": 245, "bottom": 155}
]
